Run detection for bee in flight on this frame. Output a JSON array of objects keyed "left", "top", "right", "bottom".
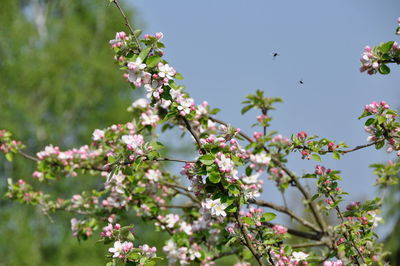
[{"left": 272, "top": 52, "right": 280, "bottom": 60}]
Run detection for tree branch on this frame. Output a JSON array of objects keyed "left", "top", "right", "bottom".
[
  {"left": 182, "top": 116, "right": 205, "bottom": 154},
  {"left": 235, "top": 214, "right": 266, "bottom": 266},
  {"left": 110, "top": 0, "right": 141, "bottom": 50},
  {"left": 248, "top": 199, "right": 320, "bottom": 233},
  {"left": 261, "top": 221, "right": 323, "bottom": 241}
]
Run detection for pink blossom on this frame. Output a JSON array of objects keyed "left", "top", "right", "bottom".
[{"left": 272, "top": 224, "right": 288, "bottom": 235}]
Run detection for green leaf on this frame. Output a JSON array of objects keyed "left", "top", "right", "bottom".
[
  {"left": 174, "top": 73, "right": 184, "bottom": 80},
  {"left": 225, "top": 204, "right": 237, "bottom": 213},
  {"left": 5, "top": 153, "right": 13, "bottom": 162},
  {"left": 208, "top": 172, "right": 221, "bottom": 183},
  {"left": 365, "top": 118, "right": 375, "bottom": 126},
  {"left": 209, "top": 108, "right": 221, "bottom": 115},
  {"left": 127, "top": 252, "right": 140, "bottom": 260},
  {"left": 378, "top": 64, "right": 390, "bottom": 75},
  {"left": 381, "top": 41, "right": 394, "bottom": 53},
  {"left": 303, "top": 173, "right": 317, "bottom": 179},
  {"left": 199, "top": 154, "right": 215, "bottom": 165},
  {"left": 228, "top": 184, "right": 240, "bottom": 195},
  {"left": 108, "top": 156, "right": 118, "bottom": 164},
  {"left": 375, "top": 140, "right": 385, "bottom": 150},
  {"left": 146, "top": 56, "right": 161, "bottom": 68},
  {"left": 262, "top": 212, "right": 276, "bottom": 221},
  {"left": 377, "top": 115, "right": 386, "bottom": 124},
  {"left": 311, "top": 154, "right": 321, "bottom": 162},
  {"left": 311, "top": 193, "right": 320, "bottom": 201},
  {"left": 245, "top": 166, "right": 252, "bottom": 176},
  {"left": 332, "top": 152, "right": 340, "bottom": 160},
  {"left": 243, "top": 247, "right": 253, "bottom": 260},
  {"left": 133, "top": 29, "right": 143, "bottom": 38},
  {"left": 127, "top": 232, "right": 135, "bottom": 241},
  {"left": 242, "top": 216, "right": 255, "bottom": 225},
  {"left": 138, "top": 46, "right": 152, "bottom": 61},
  {"left": 358, "top": 110, "right": 370, "bottom": 120},
  {"left": 241, "top": 105, "right": 253, "bottom": 115},
  {"left": 225, "top": 236, "right": 238, "bottom": 246}
]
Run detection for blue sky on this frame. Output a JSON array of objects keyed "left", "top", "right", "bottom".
[{"left": 124, "top": 0, "right": 400, "bottom": 234}]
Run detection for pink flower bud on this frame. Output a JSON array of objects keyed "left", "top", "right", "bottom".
[
  {"left": 364, "top": 45, "right": 372, "bottom": 52},
  {"left": 117, "top": 32, "right": 126, "bottom": 39},
  {"left": 297, "top": 131, "right": 308, "bottom": 139},
  {"left": 155, "top": 32, "right": 164, "bottom": 40}
]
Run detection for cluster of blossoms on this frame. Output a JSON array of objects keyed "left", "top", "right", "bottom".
[
  {"left": 271, "top": 134, "right": 291, "bottom": 146},
  {"left": 323, "top": 260, "right": 343, "bottom": 266},
  {"left": 240, "top": 207, "right": 264, "bottom": 228},
  {"left": 0, "top": 130, "right": 24, "bottom": 159},
  {"left": 33, "top": 143, "right": 104, "bottom": 179},
  {"left": 272, "top": 224, "right": 288, "bottom": 235},
  {"left": 108, "top": 240, "right": 134, "bottom": 259},
  {"left": 163, "top": 239, "right": 202, "bottom": 265},
  {"left": 111, "top": 30, "right": 199, "bottom": 121},
  {"left": 270, "top": 248, "right": 309, "bottom": 266},
  {"left": 362, "top": 101, "right": 400, "bottom": 156},
  {"left": 101, "top": 223, "right": 121, "bottom": 238},
  {"left": 70, "top": 217, "right": 97, "bottom": 238},
  {"left": 359, "top": 44, "right": 399, "bottom": 74},
  {"left": 360, "top": 17, "right": 400, "bottom": 75},
  {"left": 100, "top": 223, "right": 158, "bottom": 264}
]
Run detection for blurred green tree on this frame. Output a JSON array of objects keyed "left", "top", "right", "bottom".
[{"left": 0, "top": 0, "right": 141, "bottom": 265}]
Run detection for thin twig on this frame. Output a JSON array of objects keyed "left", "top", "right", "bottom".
[
  {"left": 162, "top": 204, "right": 196, "bottom": 209},
  {"left": 18, "top": 150, "right": 38, "bottom": 162},
  {"left": 294, "top": 138, "right": 384, "bottom": 155},
  {"left": 162, "top": 183, "right": 201, "bottom": 204},
  {"left": 292, "top": 241, "right": 328, "bottom": 248},
  {"left": 150, "top": 157, "right": 196, "bottom": 164}
]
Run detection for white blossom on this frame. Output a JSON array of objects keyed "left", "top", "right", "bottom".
[
  {"left": 250, "top": 151, "right": 271, "bottom": 165},
  {"left": 217, "top": 154, "right": 234, "bottom": 172},
  {"left": 242, "top": 172, "right": 260, "bottom": 184},
  {"left": 131, "top": 98, "right": 148, "bottom": 109},
  {"left": 145, "top": 169, "right": 161, "bottom": 182},
  {"left": 158, "top": 63, "right": 176, "bottom": 80},
  {"left": 292, "top": 251, "right": 309, "bottom": 262},
  {"left": 92, "top": 129, "right": 105, "bottom": 141},
  {"left": 202, "top": 198, "right": 228, "bottom": 217}
]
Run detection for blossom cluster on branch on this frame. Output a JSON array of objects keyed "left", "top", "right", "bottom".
[
  {"left": 360, "top": 17, "right": 400, "bottom": 75},
  {"left": 1, "top": 2, "right": 400, "bottom": 266}
]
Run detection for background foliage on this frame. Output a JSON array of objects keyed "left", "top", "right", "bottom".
[{"left": 0, "top": 0, "right": 144, "bottom": 265}]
